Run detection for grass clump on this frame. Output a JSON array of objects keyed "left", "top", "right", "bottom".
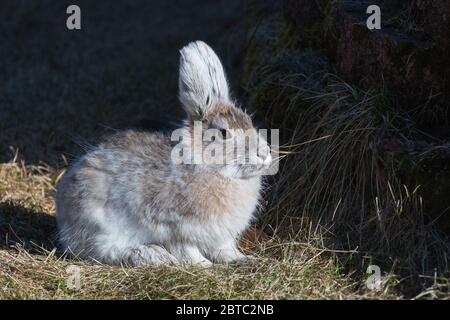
[{"left": 246, "top": 63, "right": 449, "bottom": 299}]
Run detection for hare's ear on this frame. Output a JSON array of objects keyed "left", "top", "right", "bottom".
[{"left": 178, "top": 41, "right": 230, "bottom": 119}]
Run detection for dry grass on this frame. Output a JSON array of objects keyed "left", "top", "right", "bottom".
[
  {"left": 248, "top": 69, "right": 449, "bottom": 298},
  {"left": 0, "top": 157, "right": 404, "bottom": 300}
]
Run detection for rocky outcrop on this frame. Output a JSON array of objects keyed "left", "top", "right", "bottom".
[{"left": 282, "top": 0, "right": 450, "bottom": 132}]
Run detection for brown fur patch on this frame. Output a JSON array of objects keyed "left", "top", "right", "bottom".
[{"left": 205, "top": 103, "right": 253, "bottom": 130}]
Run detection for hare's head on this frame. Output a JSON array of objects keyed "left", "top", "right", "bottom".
[{"left": 173, "top": 41, "right": 271, "bottom": 179}]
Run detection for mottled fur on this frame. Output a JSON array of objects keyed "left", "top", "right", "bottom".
[{"left": 56, "top": 41, "right": 271, "bottom": 266}]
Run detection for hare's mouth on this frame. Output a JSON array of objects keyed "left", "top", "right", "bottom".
[{"left": 230, "top": 162, "right": 271, "bottom": 179}]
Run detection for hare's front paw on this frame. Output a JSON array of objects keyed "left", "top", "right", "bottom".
[
  {"left": 209, "top": 244, "right": 253, "bottom": 265},
  {"left": 228, "top": 254, "right": 257, "bottom": 266},
  {"left": 171, "top": 244, "right": 213, "bottom": 268},
  {"left": 193, "top": 259, "right": 213, "bottom": 268},
  {"left": 125, "top": 245, "right": 178, "bottom": 266}
]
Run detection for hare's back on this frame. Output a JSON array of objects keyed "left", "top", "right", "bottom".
[
  {"left": 101, "top": 130, "right": 170, "bottom": 162},
  {"left": 59, "top": 130, "right": 170, "bottom": 202},
  {"left": 57, "top": 130, "right": 171, "bottom": 222}
]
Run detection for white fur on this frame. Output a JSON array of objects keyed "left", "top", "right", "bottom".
[{"left": 179, "top": 41, "right": 230, "bottom": 116}]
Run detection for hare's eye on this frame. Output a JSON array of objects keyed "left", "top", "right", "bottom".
[{"left": 220, "top": 128, "right": 231, "bottom": 140}]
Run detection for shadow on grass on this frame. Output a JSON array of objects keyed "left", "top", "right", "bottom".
[{"left": 0, "top": 201, "right": 57, "bottom": 253}]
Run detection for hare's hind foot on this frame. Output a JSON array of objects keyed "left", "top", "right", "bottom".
[{"left": 123, "top": 244, "right": 214, "bottom": 267}]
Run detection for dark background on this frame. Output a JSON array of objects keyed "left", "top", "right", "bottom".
[{"left": 0, "top": 0, "right": 245, "bottom": 165}]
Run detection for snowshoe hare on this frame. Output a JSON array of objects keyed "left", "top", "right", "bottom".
[{"left": 56, "top": 41, "right": 272, "bottom": 266}]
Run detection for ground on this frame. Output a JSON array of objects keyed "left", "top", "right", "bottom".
[
  {"left": 0, "top": 1, "right": 445, "bottom": 299},
  {"left": 1, "top": 160, "right": 397, "bottom": 299}
]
